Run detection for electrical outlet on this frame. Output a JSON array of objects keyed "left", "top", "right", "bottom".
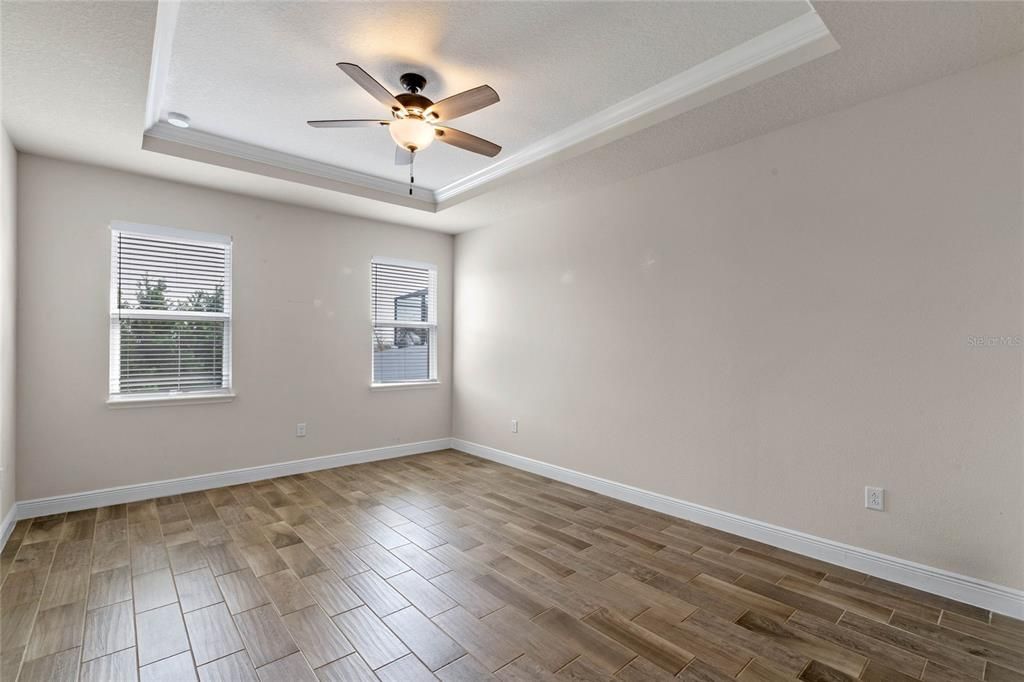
[
  {"left": 865, "top": 486, "right": 884, "bottom": 511},
  {"left": 511, "top": 419, "right": 518, "bottom": 433},
  {"left": 296, "top": 423, "right": 306, "bottom": 437}
]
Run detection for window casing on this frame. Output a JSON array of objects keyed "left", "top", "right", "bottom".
[
  {"left": 109, "top": 222, "right": 233, "bottom": 402},
  {"left": 371, "top": 258, "right": 437, "bottom": 385}
]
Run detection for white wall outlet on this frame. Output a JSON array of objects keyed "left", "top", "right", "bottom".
[
  {"left": 865, "top": 486, "right": 884, "bottom": 511},
  {"left": 511, "top": 419, "right": 518, "bottom": 433},
  {"left": 296, "top": 423, "right": 306, "bottom": 437}
]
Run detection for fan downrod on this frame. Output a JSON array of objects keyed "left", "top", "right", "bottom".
[{"left": 400, "top": 73, "right": 427, "bottom": 94}]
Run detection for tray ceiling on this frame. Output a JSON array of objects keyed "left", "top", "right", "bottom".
[
  {"left": 146, "top": 0, "right": 832, "bottom": 209},
  {"left": 7, "top": 2, "right": 1018, "bottom": 231}
]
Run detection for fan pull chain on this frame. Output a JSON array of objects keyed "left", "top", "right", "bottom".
[{"left": 409, "top": 151, "right": 415, "bottom": 196}]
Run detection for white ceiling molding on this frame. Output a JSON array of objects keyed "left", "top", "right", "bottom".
[
  {"left": 143, "top": 122, "right": 436, "bottom": 207},
  {"left": 434, "top": 10, "right": 838, "bottom": 206},
  {"left": 143, "top": 0, "right": 180, "bottom": 130},
  {"left": 140, "top": 3, "right": 836, "bottom": 212}
]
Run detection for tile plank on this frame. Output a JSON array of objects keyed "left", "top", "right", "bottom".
[
  {"left": 383, "top": 605, "right": 466, "bottom": 671},
  {"left": 184, "top": 602, "right": 245, "bottom": 665},
  {"left": 136, "top": 602, "right": 190, "bottom": 666},
  {"left": 260, "top": 568, "right": 316, "bottom": 615},
  {"left": 233, "top": 603, "right": 299, "bottom": 667},
  {"left": 80, "top": 647, "right": 139, "bottom": 682},
  {"left": 25, "top": 600, "right": 86, "bottom": 661},
  {"left": 314, "top": 653, "right": 379, "bottom": 682},
  {"left": 218, "top": 567, "right": 272, "bottom": 614},
  {"left": 255, "top": 651, "right": 317, "bottom": 681},
  {"left": 197, "top": 651, "right": 259, "bottom": 682},
  {"left": 83, "top": 600, "right": 135, "bottom": 661},
  {"left": 303, "top": 570, "right": 364, "bottom": 616},
  {"left": 345, "top": 569, "right": 411, "bottom": 617},
  {"left": 176, "top": 566, "right": 225, "bottom": 613},
  {"left": 282, "top": 604, "right": 355, "bottom": 667},
  {"left": 433, "top": 604, "right": 524, "bottom": 672},
  {"left": 388, "top": 568, "right": 456, "bottom": 617},
  {"left": 333, "top": 604, "right": 409, "bottom": 669},
  {"left": 583, "top": 606, "right": 694, "bottom": 674},
  {"left": 140, "top": 650, "right": 198, "bottom": 682}
]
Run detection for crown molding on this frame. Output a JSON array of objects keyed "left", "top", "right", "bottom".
[
  {"left": 144, "top": 0, "right": 181, "bottom": 130},
  {"left": 142, "top": 3, "right": 836, "bottom": 211},
  {"left": 434, "top": 10, "right": 838, "bottom": 205},
  {"left": 143, "top": 122, "right": 436, "bottom": 207}
]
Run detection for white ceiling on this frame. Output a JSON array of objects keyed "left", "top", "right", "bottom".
[
  {"left": 2, "top": 2, "right": 1022, "bottom": 233},
  {"left": 162, "top": 1, "right": 809, "bottom": 191}
]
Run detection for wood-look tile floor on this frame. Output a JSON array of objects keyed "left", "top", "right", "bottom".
[{"left": 1, "top": 450, "right": 1021, "bottom": 682}]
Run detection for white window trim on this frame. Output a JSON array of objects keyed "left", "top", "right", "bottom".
[
  {"left": 108, "top": 221, "right": 234, "bottom": 405},
  {"left": 370, "top": 257, "right": 438, "bottom": 388},
  {"left": 110, "top": 220, "right": 232, "bottom": 246},
  {"left": 369, "top": 380, "right": 441, "bottom": 390},
  {"left": 107, "top": 390, "right": 236, "bottom": 408}
]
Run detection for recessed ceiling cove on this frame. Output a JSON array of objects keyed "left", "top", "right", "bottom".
[{"left": 143, "top": 0, "right": 837, "bottom": 211}]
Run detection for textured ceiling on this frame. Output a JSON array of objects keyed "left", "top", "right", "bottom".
[
  {"left": 2, "top": 2, "right": 1022, "bottom": 233},
  {"left": 163, "top": 1, "right": 809, "bottom": 191}
]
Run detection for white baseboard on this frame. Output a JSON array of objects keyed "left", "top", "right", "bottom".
[
  {"left": 1, "top": 502, "right": 17, "bottom": 549},
  {"left": 14, "top": 438, "right": 452, "bottom": 521},
  {"left": 9, "top": 435, "right": 1021, "bottom": 619},
  {"left": 451, "top": 438, "right": 1024, "bottom": 619}
]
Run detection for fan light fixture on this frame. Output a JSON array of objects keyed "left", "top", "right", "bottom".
[
  {"left": 308, "top": 65, "right": 502, "bottom": 194},
  {"left": 389, "top": 116, "right": 435, "bottom": 152}
]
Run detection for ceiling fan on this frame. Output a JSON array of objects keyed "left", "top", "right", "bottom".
[{"left": 308, "top": 63, "right": 501, "bottom": 193}]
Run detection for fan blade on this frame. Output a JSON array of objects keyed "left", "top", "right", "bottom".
[
  {"left": 307, "top": 119, "right": 389, "bottom": 128},
  {"left": 434, "top": 126, "right": 501, "bottom": 157},
  {"left": 336, "top": 62, "right": 407, "bottom": 114},
  {"left": 424, "top": 85, "right": 499, "bottom": 122},
  {"left": 395, "top": 146, "right": 413, "bottom": 166}
]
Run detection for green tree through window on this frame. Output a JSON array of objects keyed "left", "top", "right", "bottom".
[{"left": 119, "top": 275, "right": 226, "bottom": 394}]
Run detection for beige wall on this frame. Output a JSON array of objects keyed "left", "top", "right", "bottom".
[
  {"left": 453, "top": 54, "right": 1024, "bottom": 588},
  {"left": 1, "top": 126, "right": 15, "bottom": 523},
  {"left": 17, "top": 155, "right": 453, "bottom": 501}
]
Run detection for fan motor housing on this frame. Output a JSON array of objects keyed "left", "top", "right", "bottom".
[
  {"left": 395, "top": 92, "right": 433, "bottom": 116},
  {"left": 399, "top": 72, "right": 427, "bottom": 94}
]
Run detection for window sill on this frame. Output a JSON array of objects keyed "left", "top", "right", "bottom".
[
  {"left": 370, "top": 380, "right": 441, "bottom": 391},
  {"left": 107, "top": 391, "right": 236, "bottom": 408}
]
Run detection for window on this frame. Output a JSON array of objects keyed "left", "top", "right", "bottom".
[
  {"left": 109, "top": 222, "right": 232, "bottom": 402},
  {"left": 371, "top": 258, "right": 437, "bottom": 385}
]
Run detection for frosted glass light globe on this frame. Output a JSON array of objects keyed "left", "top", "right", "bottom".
[{"left": 389, "top": 117, "right": 435, "bottom": 152}]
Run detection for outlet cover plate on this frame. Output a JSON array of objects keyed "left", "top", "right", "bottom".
[{"left": 865, "top": 486, "right": 884, "bottom": 511}]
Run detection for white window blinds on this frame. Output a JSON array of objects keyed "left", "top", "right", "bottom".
[
  {"left": 109, "top": 223, "right": 232, "bottom": 398},
  {"left": 371, "top": 258, "right": 437, "bottom": 384}
]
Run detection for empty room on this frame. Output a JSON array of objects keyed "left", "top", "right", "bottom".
[{"left": 0, "top": 0, "right": 1022, "bottom": 680}]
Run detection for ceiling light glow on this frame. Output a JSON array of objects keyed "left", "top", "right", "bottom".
[{"left": 389, "top": 117, "right": 434, "bottom": 152}]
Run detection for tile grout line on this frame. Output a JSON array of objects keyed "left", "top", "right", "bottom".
[{"left": 77, "top": 509, "right": 100, "bottom": 668}]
